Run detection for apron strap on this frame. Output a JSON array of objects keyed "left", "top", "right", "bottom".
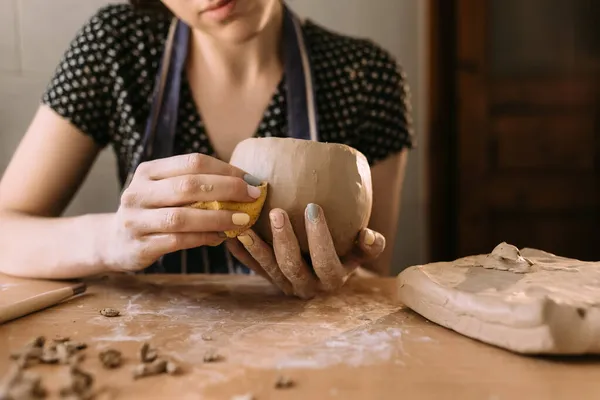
[{"left": 282, "top": 6, "right": 319, "bottom": 141}]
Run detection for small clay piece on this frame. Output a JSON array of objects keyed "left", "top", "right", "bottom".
[
  {"left": 54, "top": 341, "right": 86, "bottom": 365},
  {"left": 65, "top": 342, "right": 87, "bottom": 352},
  {"left": 59, "top": 364, "right": 94, "bottom": 400},
  {"left": 231, "top": 394, "right": 254, "bottom": 400},
  {"left": 39, "top": 346, "right": 60, "bottom": 364},
  {"left": 357, "top": 315, "right": 371, "bottom": 321},
  {"left": 229, "top": 137, "right": 373, "bottom": 257},
  {"left": 274, "top": 376, "right": 294, "bottom": 389},
  {"left": 200, "top": 333, "right": 213, "bottom": 342},
  {"left": 202, "top": 349, "right": 221, "bottom": 363},
  {"left": 1, "top": 369, "right": 47, "bottom": 400},
  {"left": 99, "top": 349, "right": 122, "bottom": 369},
  {"left": 55, "top": 343, "right": 71, "bottom": 365},
  {"left": 53, "top": 336, "right": 70, "bottom": 343},
  {"left": 165, "top": 361, "right": 181, "bottom": 375},
  {"left": 481, "top": 242, "right": 534, "bottom": 273},
  {"left": 30, "top": 337, "right": 46, "bottom": 348},
  {"left": 99, "top": 308, "right": 120, "bottom": 318},
  {"left": 139, "top": 343, "right": 157, "bottom": 363},
  {"left": 132, "top": 359, "right": 167, "bottom": 380},
  {"left": 9, "top": 337, "right": 46, "bottom": 368}
]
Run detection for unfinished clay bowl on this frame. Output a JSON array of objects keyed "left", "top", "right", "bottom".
[{"left": 229, "top": 137, "right": 373, "bottom": 257}]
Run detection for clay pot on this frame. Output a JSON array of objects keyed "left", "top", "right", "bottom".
[{"left": 229, "top": 137, "right": 373, "bottom": 257}]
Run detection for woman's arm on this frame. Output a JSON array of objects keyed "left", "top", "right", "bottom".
[
  {"left": 362, "top": 149, "right": 409, "bottom": 276},
  {"left": 0, "top": 105, "right": 115, "bottom": 279}
]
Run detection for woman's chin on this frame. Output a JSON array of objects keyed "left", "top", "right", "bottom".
[{"left": 192, "top": 18, "right": 265, "bottom": 43}]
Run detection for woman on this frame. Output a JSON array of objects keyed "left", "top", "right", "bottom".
[{"left": 0, "top": 0, "right": 413, "bottom": 298}]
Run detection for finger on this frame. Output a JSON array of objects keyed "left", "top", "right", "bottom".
[
  {"left": 139, "top": 232, "right": 225, "bottom": 266},
  {"left": 342, "top": 229, "right": 386, "bottom": 270},
  {"left": 124, "top": 207, "right": 252, "bottom": 235},
  {"left": 225, "top": 239, "right": 274, "bottom": 283},
  {"left": 136, "top": 153, "right": 257, "bottom": 181},
  {"left": 129, "top": 174, "right": 263, "bottom": 208},
  {"left": 236, "top": 230, "right": 295, "bottom": 296},
  {"left": 304, "top": 203, "right": 347, "bottom": 291},
  {"left": 269, "top": 209, "right": 318, "bottom": 299}
]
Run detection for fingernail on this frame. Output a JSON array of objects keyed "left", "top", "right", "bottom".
[
  {"left": 306, "top": 203, "right": 319, "bottom": 223},
  {"left": 364, "top": 229, "right": 376, "bottom": 246},
  {"left": 243, "top": 174, "right": 262, "bottom": 187},
  {"left": 270, "top": 210, "right": 284, "bottom": 229},
  {"left": 247, "top": 184, "right": 261, "bottom": 199},
  {"left": 232, "top": 213, "right": 250, "bottom": 226},
  {"left": 238, "top": 234, "right": 253, "bottom": 246},
  {"left": 218, "top": 232, "right": 227, "bottom": 238}
]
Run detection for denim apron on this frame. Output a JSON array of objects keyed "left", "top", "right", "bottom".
[{"left": 123, "top": 4, "right": 319, "bottom": 274}]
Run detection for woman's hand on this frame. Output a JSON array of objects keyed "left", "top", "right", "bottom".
[
  {"left": 226, "top": 203, "right": 386, "bottom": 298},
  {"left": 101, "top": 153, "right": 262, "bottom": 272}
]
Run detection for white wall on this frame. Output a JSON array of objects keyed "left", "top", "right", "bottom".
[{"left": 0, "top": 0, "right": 428, "bottom": 273}]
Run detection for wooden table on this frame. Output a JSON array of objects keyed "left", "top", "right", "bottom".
[{"left": 1, "top": 274, "right": 599, "bottom": 399}]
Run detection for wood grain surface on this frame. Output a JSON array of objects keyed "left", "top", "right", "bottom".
[{"left": 0, "top": 273, "right": 599, "bottom": 399}]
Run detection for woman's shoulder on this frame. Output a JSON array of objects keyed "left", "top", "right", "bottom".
[
  {"left": 302, "top": 19, "right": 407, "bottom": 83},
  {"left": 73, "top": 3, "right": 171, "bottom": 56}
]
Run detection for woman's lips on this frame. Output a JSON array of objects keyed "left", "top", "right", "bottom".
[{"left": 201, "top": 0, "right": 236, "bottom": 20}]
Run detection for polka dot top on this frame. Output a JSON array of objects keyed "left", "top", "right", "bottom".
[{"left": 40, "top": 4, "right": 414, "bottom": 274}]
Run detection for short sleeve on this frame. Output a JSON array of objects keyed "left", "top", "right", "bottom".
[
  {"left": 41, "top": 6, "right": 118, "bottom": 148},
  {"left": 353, "top": 43, "right": 415, "bottom": 166}
]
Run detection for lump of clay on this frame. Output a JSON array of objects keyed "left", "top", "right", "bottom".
[
  {"left": 229, "top": 137, "right": 373, "bottom": 257},
  {"left": 481, "top": 242, "right": 535, "bottom": 273}
]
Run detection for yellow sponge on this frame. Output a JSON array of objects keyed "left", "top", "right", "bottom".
[{"left": 189, "top": 182, "right": 268, "bottom": 238}]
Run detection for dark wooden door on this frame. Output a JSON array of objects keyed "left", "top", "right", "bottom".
[{"left": 451, "top": 0, "right": 600, "bottom": 259}]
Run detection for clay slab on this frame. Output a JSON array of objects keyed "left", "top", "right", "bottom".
[{"left": 397, "top": 244, "right": 600, "bottom": 355}]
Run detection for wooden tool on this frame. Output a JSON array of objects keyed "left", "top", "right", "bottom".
[{"left": 0, "top": 282, "right": 86, "bottom": 324}]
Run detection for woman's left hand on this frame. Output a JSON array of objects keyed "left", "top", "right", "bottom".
[{"left": 225, "top": 203, "right": 386, "bottom": 299}]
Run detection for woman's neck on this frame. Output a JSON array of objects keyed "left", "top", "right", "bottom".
[{"left": 188, "top": 2, "right": 284, "bottom": 86}]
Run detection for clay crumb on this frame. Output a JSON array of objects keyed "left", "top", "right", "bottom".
[
  {"left": 40, "top": 346, "right": 60, "bottom": 365},
  {"left": 132, "top": 359, "right": 167, "bottom": 380},
  {"left": 59, "top": 364, "right": 94, "bottom": 400},
  {"left": 139, "top": 343, "right": 158, "bottom": 363},
  {"left": 0, "top": 364, "right": 47, "bottom": 400},
  {"left": 199, "top": 184, "right": 214, "bottom": 192},
  {"left": 201, "top": 333, "right": 213, "bottom": 341},
  {"left": 99, "top": 349, "right": 122, "bottom": 369},
  {"left": 99, "top": 308, "right": 120, "bottom": 317},
  {"left": 165, "top": 360, "right": 181, "bottom": 375},
  {"left": 274, "top": 376, "right": 294, "bottom": 389},
  {"left": 202, "top": 349, "right": 221, "bottom": 363},
  {"left": 53, "top": 336, "right": 70, "bottom": 343},
  {"left": 231, "top": 394, "right": 255, "bottom": 400},
  {"left": 357, "top": 315, "right": 371, "bottom": 321},
  {"left": 577, "top": 308, "right": 587, "bottom": 318},
  {"left": 9, "top": 336, "right": 47, "bottom": 367},
  {"left": 6, "top": 372, "right": 47, "bottom": 399}
]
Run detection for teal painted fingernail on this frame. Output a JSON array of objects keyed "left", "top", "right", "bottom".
[
  {"left": 307, "top": 203, "right": 319, "bottom": 223},
  {"left": 243, "top": 174, "right": 262, "bottom": 187}
]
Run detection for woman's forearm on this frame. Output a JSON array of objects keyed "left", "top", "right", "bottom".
[{"left": 0, "top": 211, "right": 114, "bottom": 279}]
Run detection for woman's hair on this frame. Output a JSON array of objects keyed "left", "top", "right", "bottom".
[{"left": 130, "top": 0, "right": 169, "bottom": 13}]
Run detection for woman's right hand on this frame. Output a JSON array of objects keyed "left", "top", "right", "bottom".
[{"left": 101, "top": 153, "right": 262, "bottom": 272}]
